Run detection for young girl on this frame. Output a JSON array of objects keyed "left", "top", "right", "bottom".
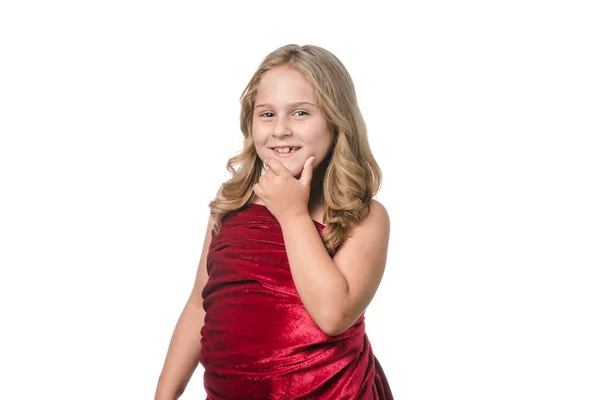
[{"left": 155, "top": 44, "right": 393, "bottom": 400}]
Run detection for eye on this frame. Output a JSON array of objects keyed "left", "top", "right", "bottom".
[{"left": 259, "top": 111, "right": 308, "bottom": 118}]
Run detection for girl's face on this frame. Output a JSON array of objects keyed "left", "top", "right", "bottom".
[{"left": 252, "top": 65, "right": 333, "bottom": 179}]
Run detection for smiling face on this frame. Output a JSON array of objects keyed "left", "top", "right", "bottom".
[{"left": 252, "top": 65, "right": 333, "bottom": 179}]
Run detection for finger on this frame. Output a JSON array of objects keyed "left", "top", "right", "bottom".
[
  {"left": 264, "top": 157, "right": 291, "bottom": 177},
  {"left": 259, "top": 172, "right": 271, "bottom": 186},
  {"left": 299, "top": 156, "right": 315, "bottom": 186}
]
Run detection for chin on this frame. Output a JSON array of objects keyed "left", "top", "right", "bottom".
[
  {"left": 261, "top": 154, "right": 308, "bottom": 176},
  {"left": 265, "top": 156, "right": 294, "bottom": 169},
  {"left": 286, "top": 163, "right": 303, "bottom": 176}
]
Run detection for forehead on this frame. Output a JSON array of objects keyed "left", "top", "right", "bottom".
[{"left": 255, "top": 65, "right": 315, "bottom": 103}]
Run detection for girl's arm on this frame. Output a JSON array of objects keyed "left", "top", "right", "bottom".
[
  {"left": 280, "top": 200, "right": 390, "bottom": 336},
  {"left": 154, "top": 211, "right": 215, "bottom": 400}
]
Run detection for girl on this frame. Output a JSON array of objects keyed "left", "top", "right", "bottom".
[{"left": 155, "top": 44, "right": 393, "bottom": 399}]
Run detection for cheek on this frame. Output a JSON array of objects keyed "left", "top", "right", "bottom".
[
  {"left": 319, "top": 132, "right": 333, "bottom": 152},
  {"left": 251, "top": 127, "right": 266, "bottom": 145},
  {"left": 251, "top": 118, "right": 263, "bottom": 136}
]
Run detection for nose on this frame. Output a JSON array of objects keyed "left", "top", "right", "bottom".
[{"left": 272, "top": 116, "right": 291, "bottom": 138}]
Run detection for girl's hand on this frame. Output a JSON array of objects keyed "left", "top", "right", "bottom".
[{"left": 253, "top": 156, "right": 315, "bottom": 224}]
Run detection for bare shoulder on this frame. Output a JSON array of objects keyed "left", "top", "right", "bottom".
[
  {"left": 367, "top": 199, "right": 390, "bottom": 226},
  {"left": 334, "top": 199, "right": 390, "bottom": 263},
  {"left": 352, "top": 199, "right": 390, "bottom": 238}
]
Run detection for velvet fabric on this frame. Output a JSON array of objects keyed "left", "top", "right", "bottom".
[{"left": 200, "top": 203, "right": 393, "bottom": 399}]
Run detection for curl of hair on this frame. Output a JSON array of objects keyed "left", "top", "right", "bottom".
[{"left": 209, "top": 44, "right": 382, "bottom": 255}]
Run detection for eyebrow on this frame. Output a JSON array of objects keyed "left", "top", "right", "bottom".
[{"left": 254, "top": 101, "right": 316, "bottom": 110}]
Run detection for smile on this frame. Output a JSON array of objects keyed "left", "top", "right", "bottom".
[{"left": 270, "top": 147, "right": 301, "bottom": 157}]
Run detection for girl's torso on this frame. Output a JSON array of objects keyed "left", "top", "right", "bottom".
[{"left": 198, "top": 203, "right": 391, "bottom": 399}]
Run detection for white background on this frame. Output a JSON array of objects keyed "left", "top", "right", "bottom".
[{"left": 1, "top": 1, "right": 599, "bottom": 399}]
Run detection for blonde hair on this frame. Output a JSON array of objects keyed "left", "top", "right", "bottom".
[{"left": 209, "top": 44, "right": 382, "bottom": 255}]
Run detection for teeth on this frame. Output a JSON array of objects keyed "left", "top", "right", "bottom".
[{"left": 274, "top": 147, "right": 299, "bottom": 153}]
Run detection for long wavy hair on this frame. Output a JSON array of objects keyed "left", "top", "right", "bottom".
[{"left": 208, "top": 44, "right": 382, "bottom": 255}]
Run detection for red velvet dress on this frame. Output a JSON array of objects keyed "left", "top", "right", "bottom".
[{"left": 199, "top": 203, "right": 393, "bottom": 399}]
